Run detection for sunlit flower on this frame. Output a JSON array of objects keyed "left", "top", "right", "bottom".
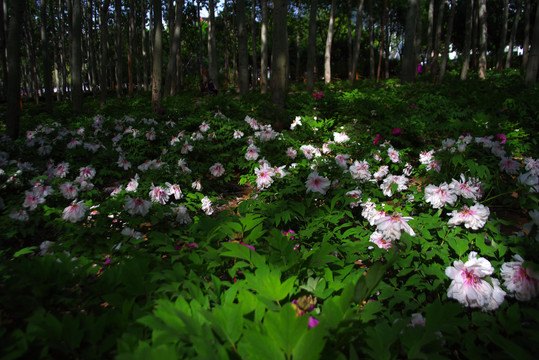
[
  {"left": 166, "top": 182, "right": 183, "bottom": 200},
  {"left": 449, "top": 174, "right": 482, "bottom": 200},
  {"left": 424, "top": 182, "right": 457, "bottom": 209},
  {"left": 290, "top": 116, "right": 302, "bottom": 130},
  {"left": 22, "top": 191, "right": 45, "bottom": 210},
  {"left": 126, "top": 174, "right": 139, "bottom": 192},
  {"left": 54, "top": 162, "right": 69, "bottom": 178},
  {"left": 335, "top": 154, "right": 349, "bottom": 169},
  {"left": 346, "top": 188, "right": 362, "bottom": 208},
  {"left": 201, "top": 196, "right": 213, "bottom": 215},
  {"left": 369, "top": 231, "right": 393, "bottom": 250},
  {"left": 333, "top": 131, "right": 350, "bottom": 143},
  {"left": 374, "top": 212, "right": 415, "bottom": 240},
  {"left": 62, "top": 200, "right": 88, "bottom": 223},
  {"left": 149, "top": 184, "right": 170, "bottom": 205},
  {"left": 59, "top": 182, "right": 79, "bottom": 200},
  {"left": 387, "top": 147, "right": 400, "bottom": 163},
  {"left": 445, "top": 252, "right": 497, "bottom": 309},
  {"left": 199, "top": 121, "right": 210, "bottom": 132},
  {"left": 233, "top": 130, "right": 244, "bottom": 139},
  {"left": 380, "top": 174, "right": 408, "bottom": 197},
  {"left": 192, "top": 179, "right": 202, "bottom": 191},
  {"left": 501, "top": 255, "right": 539, "bottom": 301},
  {"left": 255, "top": 163, "right": 275, "bottom": 190},
  {"left": 448, "top": 203, "right": 490, "bottom": 230},
  {"left": 372, "top": 165, "right": 389, "bottom": 181},
  {"left": 79, "top": 165, "right": 96, "bottom": 180},
  {"left": 286, "top": 147, "right": 297, "bottom": 159},
  {"left": 300, "top": 145, "right": 316, "bottom": 160},
  {"left": 245, "top": 144, "right": 260, "bottom": 161},
  {"left": 349, "top": 160, "right": 371, "bottom": 182},
  {"left": 305, "top": 171, "right": 331, "bottom": 195}
]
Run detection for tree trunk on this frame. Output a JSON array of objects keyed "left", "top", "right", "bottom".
[
  {"left": 472, "top": 0, "right": 478, "bottom": 69},
  {"left": 208, "top": 0, "right": 218, "bottom": 90},
  {"left": 114, "top": 0, "right": 122, "bottom": 97},
  {"left": 438, "top": 0, "right": 455, "bottom": 83},
  {"left": 151, "top": 0, "right": 163, "bottom": 111},
  {"left": 6, "top": 0, "right": 23, "bottom": 139},
  {"left": 251, "top": 0, "right": 258, "bottom": 88},
  {"left": 524, "top": 0, "right": 539, "bottom": 85},
  {"left": 431, "top": 0, "right": 445, "bottom": 76},
  {"left": 426, "top": 0, "right": 434, "bottom": 72},
  {"left": 522, "top": 0, "right": 531, "bottom": 69},
  {"left": 305, "top": 0, "right": 317, "bottom": 93},
  {"left": 368, "top": 0, "right": 374, "bottom": 79},
  {"left": 377, "top": 0, "right": 387, "bottom": 82},
  {"left": 324, "top": 0, "right": 336, "bottom": 84},
  {"left": 295, "top": 1, "right": 301, "bottom": 81},
  {"left": 24, "top": 8, "right": 40, "bottom": 104},
  {"left": 350, "top": 0, "right": 365, "bottom": 85},
  {"left": 99, "top": 0, "right": 110, "bottom": 107},
  {"left": 0, "top": 0, "right": 7, "bottom": 100},
  {"left": 71, "top": 0, "right": 83, "bottom": 113},
  {"left": 347, "top": 0, "right": 352, "bottom": 81},
  {"left": 478, "top": 0, "right": 487, "bottom": 79},
  {"left": 496, "top": 0, "right": 509, "bottom": 70},
  {"left": 505, "top": 0, "right": 522, "bottom": 69},
  {"left": 460, "top": 0, "right": 473, "bottom": 79},
  {"left": 271, "top": 0, "right": 288, "bottom": 111},
  {"left": 165, "top": 0, "right": 183, "bottom": 96},
  {"left": 128, "top": 0, "right": 135, "bottom": 96},
  {"left": 260, "top": 0, "right": 268, "bottom": 93},
  {"left": 237, "top": 0, "right": 249, "bottom": 94},
  {"left": 141, "top": 0, "right": 148, "bottom": 91},
  {"left": 40, "top": 0, "right": 53, "bottom": 112},
  {"left": 401, "top": 0, "right": 419, "bottom": 83}
]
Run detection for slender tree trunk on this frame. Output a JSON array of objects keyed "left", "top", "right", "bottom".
[
  {"left": 496, "top": 0, "right": 509, "bottom": 70},
  {"left": 438, "top": 0, "right": 455, "bottom": 83},
  {"left": 208, "top": 0, "right": 218, "bottom": 89},
  {"left": 100, "top": 0, "right": 110, "bottom": 107},
  {"left": 522, "top": 0, "right": 531, "bottom": 69},
  {"left": 114, "top": 0, "right": 122, "bottom": 97},
  {"left": 377, "top": 0, "right": 387, "bottom": 82},
  {"left": 347, "top": 0, "right": 352, "bottom": 81},
  {"left": 478, "top": 0, "right": 487, "bottom": 79},
  {"left": 128, "top": 0, "right": 135, "bottom": 96},
  {"left": 0, "top": 0, "right": 7, "bottom": 100},
  {"left": 350, "top": 0, "right": 365, "bottom": 84},
  {"left": 40, "top": 0, "right": 53, "bottom": 111},
  {"left": 6, "top": 0, "right": 23, "bottom": 139},
  {"left": 472, "top": 0, "right": 478, "bottom": 69},
  {"left": 251, "top": 0, "right": 258, "bottom": 88},
  {"left": 385, "top": 9, "right": 391, "bottom": 79},
  {"left": 324, "top": 0, "right": 336, "bottom": 84},
  {"left": 24, "top": 9, "right": 40, "bottom": 104},
  {"left": 237, "top": 0, "right": 249, "bottom": 93},
  {"left": 426, "top": 0, "right": 434, "bottom": 71},
  {"left": 295, "top": 2, "right": 301, "bottom": 81},
  {"left": 305, "top": 0, "right": 317, "bottom": 93},
  {"left": 151, "top": 0, "right": 163, "bottom": 111},
  {"left": 368, "top": 0, "right": 375, "bottom": 79},
  {"left": 271, "top": 0, "right": 288, "bottom": 112},
  {"left": 461, "top": 0, "right": 473, "bottom": 79},
  {"left": 71, "top": 0, "right": 83, "bottom": 112},
  {"left": 260, "top": 0, "right": 268, "bottom": 93},
  {"left": 401, "top": 0, "right": 419, "bottom": 83},
  {"left": 524, "top": 0, "right": 539, "bottom": 85},
  {"left": 60, "top": 0, "right": 68, "bottom": 98},
  {"left": 165, "top": 0, "right": 183, "bottom": 95},
  {"left": 506, "top": 0, "right": 522, "bottom": 69},
  {"left": 141, "top": 0, "right": 148, "bottom": 91},
  {"left": 431, "top": 0, "right": 445, "bottom": 76}
]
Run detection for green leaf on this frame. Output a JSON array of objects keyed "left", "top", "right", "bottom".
[
  {"left": 360, "top": 301, "right": 384, "bottom": 323},
  {"left": 447, "top": 236, "right": 469, "bottom": 257},
  {"left": 13, "top": 246, "right": 38, "bottom": 258},
  {"left": 353, "top": 251, "right": 398, "bottom": 303},
  {"left": 238, "top": 331, "right": 285, "bottom": 360}
]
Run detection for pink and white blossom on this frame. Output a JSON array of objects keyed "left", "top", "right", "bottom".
[
  {"left": 424, "top": 182, "right": 457, "bottom": 209},
  {"left": 62, "top": 200, "right": 89, "bottom": 223},
  {"left": 449, "top": 174, "right": 482, "bottom": 200},
  {"left": 448, "top": 203, "right": 490, "bottom": 230},
  {"left": 172, "top": 205, "right": 192, "bottom": 224},
  {"left": 209, "top": 162, "right": 225, "bottom": 177},
  {"left": 500, "top": 255, "right": 539, "bottom": 301},
  {"left": 349, "top": 160, "right": 371, "bottom": 182},
  {"left": 305, "top": 171, "right": 331, "bottom": 195},
  {"left": 201, "top": 196, "right": 214, "bottom": 215},
  {"left": 380, "top": 174, "right": 408, "bottom": 197},
  {"left": 286, "top": 147, "right": 297, "bottom": 159},
  {"left": 166, "top": 182, "right": 183, "bottom": 200},
  {"left": 124, "top": 196, "right": 152, "bottom": 216},
  {"left": 245, "top": 145, "right": 260, "bottom": 161},
  {"left": 255, "top": 163, "right": 275, "bottom": 190},
  {"left": 59, "top": 182, "right": 79, "bottom": 200},
  {"left": 369, "top": 231, "right": 393, "bottom": 250},
  {"left": 499, "top": 157, "right": 520, "bottom": 175},
  {"left": 335, "top": 154, "right": 350, "bottom": 169},
  {"left": 54, "top": 162, "right": 70, "bottom": 178},
  {"left": 22, "top": 191, "right": 45, "bottom": 210},
  {"left": 333, "top": 131, "right": 350, "bottom": 143},
  {"left": 374, "top": 212, "right": 415, "bottom": 240},
  {"left": 149, "top": 184, "right": 170, "bottom": 205}
]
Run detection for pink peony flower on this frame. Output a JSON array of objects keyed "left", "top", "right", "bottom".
[
  {"left": 500, "top": 255, "right": 539, "bottom": 301},
  {"left": 391, "top": 128, "right": 403, "bottom": 136},
  {"left": 305, "top": 171, "right": 331, "bottom": 195},
  {"left": 209, "top": 162, "right": 225, "bottom": 177},
  {"left": 124, "top": 196, "right": 152, "bottom": 216},
  {"left": 447, "top": 203, "right": 490, "bottom": 230},
  {"left": 62, "top": 200, "right": 89, "bottom": 223},
  {"left": 373, "top": 133, "right": 382, "bottom": 145},
  {"left": 424, "top": 182, "right": 457, "bottom": 209}
]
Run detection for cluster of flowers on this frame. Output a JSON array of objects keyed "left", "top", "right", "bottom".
[{"left": 446, "top": 252, "right": 538, "bottom": 311}]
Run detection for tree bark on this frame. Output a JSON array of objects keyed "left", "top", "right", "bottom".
[
  {"left": 251, "top": 0, "right": 258, "bottom": 88},
  {"left": 426, "top": 0, "right": 434, "bottom": 72},
  {"left": 71, "top": 0, "right": 83, "bottom": 113},
  {"left": 347, "top": 0, "right": 352, "bottom": 81},
  {"left": 368, "top": 0, "right": 375, "bottom": 79},
  {"left": 260, "top": 0, "right": 268, "bottom": 93},
  {"left": 165, "top": 0, "right": 183, "bottom": 96},
  {"left": 6, "top": 0, "right": 23, "bottom": 139},
  {"left": 438, "top": 0, "right": 455, "bottom": 83},
  {"left": 237, "top": 0, "right": 249, "bottom": 94},
  {"left": 208, "top": 0, "right": 218, "bottom": 90},
  {"left": 128, "top": 0, "right": 135, "bottom": 96},
  {"left": 0, "top": 0, "right": 7, "bottom": 100},
  {"left": 496, "top": 0, "right": 509, "bottom": 70},
  {"left": 460, "top": 0, "right": 473, "bottom": 79},
  {"left": 114, "top": 0, "right": 122, "bottom": 97},
  {"left": 478, "top": 0, "right": 487, "bottom": 79},
  {"left": 141, "top": 0, "right": 148, "bottom": 91},
  {"left": 151, "top": 0, "right": 163, "bottom": 111},
  {"left": 522, "top": 0, "right": 531, "bottom": 69},
  {"left": 271, "top": 0, "right": 288, "bottom": 111},
  {"left": 40, "top": 0, "right": 53, "bottom": 112},
  {"left": 350, "top": 0, "right": 365, "bottom": 85},
  {"left": 324, "top": 0, "right": 336, "bottom": 84},
  {"left": 305, "top": 0, "right": 317, "bottom": 93},
  {"left": 99, "top": 0, "right": 111, "bottom": 107},
  {"left": 430, "top": 0, "right": 445, "bottom": 76},
  {"left": 401, "top": 0, "right": 419, "bottom": 83},
  {"left": 524, "top": 0, "right": 539, "bottom": 85},
  {"left": 505, "top": 0, "right": 522, "bottom": 69},
  {"left": 295, "top": 1, "right": 301, "bottom": 81}
]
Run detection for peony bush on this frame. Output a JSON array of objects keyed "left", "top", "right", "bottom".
[{"left": 1, "top": 78, "right": 538, "bottom": 359}]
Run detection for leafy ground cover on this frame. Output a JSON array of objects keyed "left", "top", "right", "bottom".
[{"left": 1, "top": 72, "right": 539, "bottom": 359}]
